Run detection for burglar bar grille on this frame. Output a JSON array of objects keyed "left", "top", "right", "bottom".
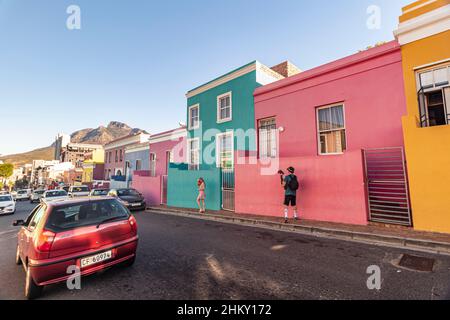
[
  {"left": 221, "top": 169, "right": 235, "bottom": 211},
  {"left": 363, "top": 147, "right": 412, "bottom": 226}
]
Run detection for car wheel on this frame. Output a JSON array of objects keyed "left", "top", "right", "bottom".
[
  {"left": 25, "top": 264, "right": 43, "bottom": 300},
  {"left": 122, "top": 256, "right": 136, "bottom": 268},
  {"left": 15, "top": 245, "right": 22, "bottom": 265}
]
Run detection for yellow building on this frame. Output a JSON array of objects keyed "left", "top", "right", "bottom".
[
  {"left": 81, "top": 148, "right": 105, "bottom": 184},
  {"left": 395, "top": 0, "right": 450, "bottom": 233}
]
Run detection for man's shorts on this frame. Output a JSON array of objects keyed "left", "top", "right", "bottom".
[{"left": 284, "top": 195, "right": 297, "bottom": 206}]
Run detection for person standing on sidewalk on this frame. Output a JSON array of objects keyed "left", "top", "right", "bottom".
[
  {"left": 197, "top": 178, "right": 206, "bottom": 213},
  {"left": 280, "top": 167, "right": 300, "bottom": 223}
]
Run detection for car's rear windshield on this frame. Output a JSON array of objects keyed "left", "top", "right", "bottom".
[
  {"left": 46, "top": 190, "right": 67, "bottom": 198},
  {"left": 117, "top": 189, "right": 139, "bottom": 196},
  {"left": 0, "top": 196, "right": 12, "bottom": 202},
  {"left": 35, "top": 190, "right": 45, "bottom": 194},
  {"left": 45, "top": 199, "right": 129, "bottom": 232},
  {"left": 18, "top": 190, "right": 27, "bottom": 194},
  {"left": 93, "top": 190, "right": 109, "bottom": 196},
  {"left": 72, "top": 186, "right": 89, "bottom": 192}
]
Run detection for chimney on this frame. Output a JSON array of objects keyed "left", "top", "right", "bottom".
[{"left": 270, "top": 61, "right": 301, "bottom": 78}]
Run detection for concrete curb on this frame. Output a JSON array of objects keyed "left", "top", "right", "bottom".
[{"left": 146, "top": 207, "right": 450, "bottom": 256}]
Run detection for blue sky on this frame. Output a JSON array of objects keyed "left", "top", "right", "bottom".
[{"left": 0, "top": 0, "right": 410, "bottom": 155}]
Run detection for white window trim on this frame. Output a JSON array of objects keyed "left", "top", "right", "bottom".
[
  {"left": 215, "top": 131, "right": 234, "bottom": 168},
  {"left": 187, "top": 137, "right": 200, "bottom": 170},
  {"left": 316, "top": 103, "right": 346, "bottom": 156},
  {"left": 416, "top": 63, "right": 450, "bottom": 92},
  {"left": 258, "top": 117, "right": 278, "bottom": 159},
  {"left": 188, "top": 104, "right": 200, "bottom": 130},
  {"left": 217, "top": 92, "right": 233, "bottom": 124}
]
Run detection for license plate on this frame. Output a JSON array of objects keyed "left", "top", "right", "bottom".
[
  {"left": 80, "top": 250, "right": 112, "bottom": 268},
  {"left": 131, "top": 203, "right": 141, "bottom": 207}
]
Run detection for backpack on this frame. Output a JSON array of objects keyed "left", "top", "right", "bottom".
[{"left": 285, "top": 175, "right": 299, "bottom": 191}]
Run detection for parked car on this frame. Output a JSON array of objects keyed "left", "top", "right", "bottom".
[
  {"left": 13, "top": 197, "right": 138, "bottom": 299},
  {"left": 0, "top": 194, "right": 15, "bottom": 215},
  {"left": 68, "top": 185, "right": 90, "bottom": 198},
  {"left": 41, "top": 190, "right": 69, "bottom": 202},
  {"left": 30, "top": 190, "right": 46, "bottom": 203},
  {"left": 16, "top": 189, "right": 31, "bottom": 201},
  {"left": 108, "top": 188, "right": 146, "bottom": 211},
  {"left": 89, "top": 189, "right": 110, "bottom": 197},
  {"left": 10, "top": 190, "right": 17, "bottom": 200}
]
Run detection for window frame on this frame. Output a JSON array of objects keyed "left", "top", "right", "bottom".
[
  {"left": 316, "top": 103, "right": 347, "bottom": 156},
  {"left": 215, "top": 131, "right": 234, "bottom": 168},
  {"left": 149, "top": 153, "right": 156, "bottom": 177},
  {"left": 257, "top": 117, "right": 278, "bottom": 159},
  {"left": 217, "top": 92, "right": 233, "bottom": 123},
  {"left": 188, "top": 104, "right": 200, "bottom": 130},
  {"left": 187, "top": 137, "right": 200, "bottom": 171}
]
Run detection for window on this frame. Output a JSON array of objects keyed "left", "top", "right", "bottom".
[
  {"left": 317, "top": 104, "right": 346, "bottom": 155},
  {"left": 188, "top": 104, "right": 200, "bottom": 130},
  {"left": 28, "top": 205, "right": 47, "bottom": 230},
  {"left": 217, "top": 92, "right": 232, "bottom": 123},
  {"left": 165, "top": 151, "right": 173, "bottom": 174},
  {"left": 216, "top": 132, "right": 234, "bottom": 168},
  {"left": 109, "top": 152, "right": 112, "bottom": 163},
  {"left": 417, "top": 64, "right": 450, "bottom": 127},
  {"left": 150, "top": 153, "right": 156, "bottom": 176},
  {"left": 135, "top": 160, "right": 142, "bottom": 171},
  {"left": 258, "top": 117, "right": 277, "bottom": 158},
  {"left": 115, "top": 150, "right": 118, "bottom": 162},
  {"left": 187, "top": 138, "right": 200, "bottom": 171},
  {"left": 119, "top": 150, "right": 123, "bottom": 162},
  {"left": 45, "top": 199, "right": 129, "bottom": 232}
]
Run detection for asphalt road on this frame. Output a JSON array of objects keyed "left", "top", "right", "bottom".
[{"left": 0, "top": 201, "right": 449, "bottom": 300}]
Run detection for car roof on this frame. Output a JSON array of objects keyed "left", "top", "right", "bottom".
[{"left": 43, "top": 196, "right": 116, "bottom": 208}]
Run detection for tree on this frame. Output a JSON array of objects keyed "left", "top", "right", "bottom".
[{"left": 0, "top": 163, "right": 14, "bottom": 187}]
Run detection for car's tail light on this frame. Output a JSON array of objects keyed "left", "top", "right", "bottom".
[
  {"left": 128, "top": 215, "right": 137, "bottom": 234},
  {"left": 36, "top": 230, "right": 56, "bottom": 252}
]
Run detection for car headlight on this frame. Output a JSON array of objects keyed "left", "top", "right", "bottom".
[{"left": 6, "top": 204, "right": 14, "bottom": 208}]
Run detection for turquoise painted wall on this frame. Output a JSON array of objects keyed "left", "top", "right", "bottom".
[
  {"left": 168, "top": 62, "right": 265, "bottom": 211},
  {"left": 167, "top": 163, "right": 222, "bottom": 211}
]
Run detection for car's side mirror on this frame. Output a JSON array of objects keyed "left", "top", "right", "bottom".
[{"left": 13, "top": 220, "right": 25, "bottom": 227}]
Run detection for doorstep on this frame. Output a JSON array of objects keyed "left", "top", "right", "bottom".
[{"left": 146, "top": 205, "right": 450, "bottom": 255}]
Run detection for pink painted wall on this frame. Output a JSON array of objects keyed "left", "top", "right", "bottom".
[
  {"left": 235, "top": 151, "right": 367, "bottom": 225},
  {"left": 254, "top": 41, "right": 406, "bottom": 157},
  {"left": 132, "top": 174, "right": 162, "bottom": 206},
  {"left": 235, "top": 41, "right": 407, "bottom": 225},
  {"left": 149, "top": 135, "right": 186, "bottom": 177},
  {"left": 104, "top": 146, "right": 127, "bottom": 179},
  {"left": 131, "top": 130, "right": 186, "bottom": 206}
]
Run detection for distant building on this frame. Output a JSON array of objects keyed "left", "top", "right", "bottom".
[
  {"left": 54, "top": 133, "right": 71, "bottom": 160},
  {"left": 59, "top": 143, "right": 103, "bottom": 168},
  {"left": 81, "top": 149, "right": 105, "bottom": 184},
  {"left": 104, "top": 133, "right": 150, "bottom": 181}
]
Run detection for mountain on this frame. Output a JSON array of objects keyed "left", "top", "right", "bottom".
[
  {"left": 70, "top": 121, "right": 148, "bottom": 145},
  {"left": 0, "top": 146, "right": 54, "bottom": 168},
  {"left": 0, "top": 121, "right": 148, "bottom": 167}
]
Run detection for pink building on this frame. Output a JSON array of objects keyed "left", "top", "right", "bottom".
[
  {"left": 235, "top": 41, "right": 408, "bottom": 226},
  {"left": 132, "top": 128, "right": 186, "bottom": 206},
  {"left": 104, "top": 133, "right": 150, "bottom": 180}
]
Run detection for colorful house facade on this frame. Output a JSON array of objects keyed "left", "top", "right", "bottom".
[
  {"left": 124, "top": 142, "right": 151, "bottom": 187},
  {"left": 81, "top": 148, "right": 105, "bottom": 184},
  {"left": 167, "top": 61, "right": 295, "bottom": 211},
  {"left": 394, "top": 0, "right": 450, "bottom": 233},
  {"left": 104, "top": 133, "right": 150, "bottom": 181},
  {"left": 234, "top": 41, "right": 409, "bottom": 226},
  {"left": 132, "top": 128, "right": 186, "bottom": 206}
]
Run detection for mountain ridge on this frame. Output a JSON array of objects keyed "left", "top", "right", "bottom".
[{"left": 1, "top": 121, "right": 148, "bottom": 167}]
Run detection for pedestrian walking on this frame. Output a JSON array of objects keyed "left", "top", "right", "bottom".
[
  {"left": 197, "top": 177, "right": 206, "bottom": 213},
  {"left": 278, "top": 166, "right": 300, "bottom": 223}
]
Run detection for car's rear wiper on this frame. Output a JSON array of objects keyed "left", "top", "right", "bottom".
[{"left": 96, "top": 216, "right": 126, "bottom": 228}]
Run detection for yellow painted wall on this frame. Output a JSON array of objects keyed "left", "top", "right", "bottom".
[
  {"left": 82, "top": 166, "right": 94, "bottom": 183},
  {"left": 401, "top": 31, "right": 450, "bottom": 233}
]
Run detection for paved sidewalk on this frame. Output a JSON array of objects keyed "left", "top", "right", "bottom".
[{"left": 147, "top": 205, "right": 450, "bottom": 255}]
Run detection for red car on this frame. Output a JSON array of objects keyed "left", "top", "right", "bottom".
[{"left": 13, "top": 197, "right": 138, "bottom": 299}]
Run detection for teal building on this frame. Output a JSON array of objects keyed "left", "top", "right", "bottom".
[{"left": 168, "top": 61, "right": 288, "bottom": 211}]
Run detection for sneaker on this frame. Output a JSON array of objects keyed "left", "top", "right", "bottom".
[{"left": 284, "top": 219, "right": 289, "bottom": 224}]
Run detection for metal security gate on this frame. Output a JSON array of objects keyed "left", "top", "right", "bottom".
[
  {"left": 221, "top": 169, "right": 235, "bottom": 211},
  {"left": 161, "top": 175, "right": 168, "bottom": 205},
  {"left": 363, "top": 147, "right": 412, "bottom": 226}
]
